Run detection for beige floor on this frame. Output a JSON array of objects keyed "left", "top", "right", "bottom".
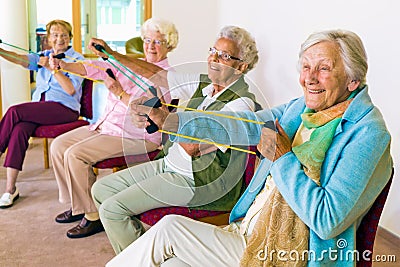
[{"left": 0, "top": 138, "right": 115, "bottom": 267}]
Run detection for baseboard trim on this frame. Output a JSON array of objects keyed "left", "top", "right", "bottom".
[{"left": 378, "top": 226, "right": 400, "bottom": 245}]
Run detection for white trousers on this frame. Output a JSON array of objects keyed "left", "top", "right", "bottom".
[{"left": 106, "top": 214, "right": 247, "bottom": 267}]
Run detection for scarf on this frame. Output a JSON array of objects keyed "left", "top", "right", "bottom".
[{"left": 240, "top": 98, "right": 353, "bottom": 267}]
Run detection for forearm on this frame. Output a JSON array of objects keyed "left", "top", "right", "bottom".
[
  {"left": 0, "top": 48, "right": 29, "bottom": 68},
  {"left": 52, "top": 70, "right": 77, "bottom": 95},
  {"left": 163, "top": 113, "right": 179, "bottom": 132},
  {"left": 110, "top": 51, "right": 168, "bottom": 88},
  {"left": 59, "top": 61, "right": 87, "bottom": 76},
  {"left": 118, "top": 90, "right": 131, "bottom": 106},
  {"left": 169, "top": 110, "right": 268, "bottom": 146},
  {"left": 107, "top": 80, "right": 131, "bottom": 106}
]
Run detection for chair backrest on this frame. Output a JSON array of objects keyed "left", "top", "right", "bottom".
[
  {"left": 244, "top": 146, "right": 259, "bottom": 186},
  {"left": 125, "top": 37, "right": 145, "bottom": 58},
  {"left": 356, "top": 168, "right": 394, "bottom": 267},
  {"left": 80, "top": 79, "right": 94, "bottom": 120}
]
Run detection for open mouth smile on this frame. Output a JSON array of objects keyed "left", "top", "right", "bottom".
[{"left": 308, "top": 89, "right": 325, "bottom": 94}]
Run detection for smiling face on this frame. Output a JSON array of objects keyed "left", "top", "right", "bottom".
[
  {"left": 48, "top": 25, "right": 71, "bottom": 54},
  {"left": 207, "top": 37, "right": 246, "bottom": 90},
  {"left": 143, "top": 30, "right": 170, "bottom": 63},
  {"left": 299, "top": 41, "right": 359, "bottom": 112}
]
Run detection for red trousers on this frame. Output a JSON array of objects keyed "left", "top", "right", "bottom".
[{"left": 0, "top": 101, "right": 78, "bottom": 170}]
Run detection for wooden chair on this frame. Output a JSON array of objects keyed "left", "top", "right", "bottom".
[
  {"left": 356, "top": 168, "right": 394, "bottom": 267},
  {"left": 32, "top": 79, "right": 94, "bottom": 169}
]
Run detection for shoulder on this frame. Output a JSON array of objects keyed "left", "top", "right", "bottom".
[
  {"left": 154, "top": 57, "right": 170, "bottom": 69},
  {"left": 345, "top": 87, "right": 389, "bottom": 132},
  {"left": 66, "top": 47, "right": 84, "bottom": 60},
  {"left": 271, "top": 96, "right": 305, "bottom": 116},
  {"left": 167, "top": 71, "right": 201, "bottom": 85}
]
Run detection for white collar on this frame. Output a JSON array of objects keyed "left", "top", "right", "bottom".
[{"left": 201, "top": 78, "right": 239, "bottom": 99}]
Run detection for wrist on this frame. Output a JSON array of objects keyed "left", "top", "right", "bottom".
[
  {"left": 163, "top": 112, "right": 178, "bottom": 131},
  {"left": 51, "top": 64, "right": 61, "bottom": 75},
  {"left": 58, "top": 60, "right": 65, "bottom": 70},
  {"left": 116, "top": 90, "right": 125, "bottom": 100}
]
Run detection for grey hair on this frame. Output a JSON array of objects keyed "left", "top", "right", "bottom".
[
  {"left": 298, "top": 29, "right": 368, "bottom": 87},
  {"left": 217, "top": 26, "right": 259, "bottom": 73},
  {"left": 141, "top": 18, "right": 179, "bottom": 51}
]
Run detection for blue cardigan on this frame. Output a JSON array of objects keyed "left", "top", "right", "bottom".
[
  {"left": 172, "top": 87, "right": 393, "bottom": 266},
  {"left": 28, "top": 46, "right": 84, "bottom": 112}
]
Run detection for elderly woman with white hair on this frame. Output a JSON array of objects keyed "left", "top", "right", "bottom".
[
  {"left": 89, "top": 25, "right": 262, "bottom": 254},
  {"left": 48, "top": 17, "right": 179, "bottom": 239}
]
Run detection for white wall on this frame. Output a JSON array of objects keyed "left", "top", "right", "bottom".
[
  {"left": 36, "top": 0, "right": 72, "bottom": 26},
  {"left": 0, "top": 0, "right": 30, "bottom": 112},
  {"left": 153, "top": 0, "right": 219, "bottom": 75},
  {"left": 154, "top": 0, "right": 400, "bottom": 237}
]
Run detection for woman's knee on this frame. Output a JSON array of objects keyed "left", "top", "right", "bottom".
[
  {"left": 92, "top": 172, "right": 122, "bottom": 206},
  {"left": 98, "top": 197, "right": 127, "bottom": 220},
  {"left": 5, "top": 104, "right": 26, "bottom": 120},
  {"left": 157, "top": 214, "right": 187, "bottom": 228},
  {"left": 64, "top": 145, "right": 90, "bottom": 166},
  {"left": 6, "top": 105, "right": 19, "bottom": 115},
  {"left": 50, "top": 135, "right": 71, "bottom": 158},
  {"left": 91, "top": 179, "right": 105, "bottom": 205}
]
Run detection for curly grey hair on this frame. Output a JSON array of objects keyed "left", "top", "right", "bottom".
[{"left": 217, "top": 26, "right": 259, "bottom": 73}]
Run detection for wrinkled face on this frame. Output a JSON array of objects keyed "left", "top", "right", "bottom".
[
  {"left": 299, "top": 41, "right": 357, "bottom": 111},
  {"left": 207, "top": 37, "right": 245, "bottom": 87},
  {"left": 143, "top": 30, "right": 170, "bottom": 63},
  {"left": 48, "top": 25, "right": 70, "bottom": 54}
]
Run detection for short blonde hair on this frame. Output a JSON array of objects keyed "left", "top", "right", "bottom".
[
  {"left": 141, "top": 18, "right": 179, "bottom": 51},
  {"left": 46, "top": 19, "right": 73, "bottom": 39}
]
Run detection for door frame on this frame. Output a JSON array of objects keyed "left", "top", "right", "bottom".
[{"left": 71, "top": 0, "right": 151, "bottom": 54}]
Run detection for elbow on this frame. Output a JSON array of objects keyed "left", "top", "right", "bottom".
[
  {"left": 313, "top": 229, "right": 337, "bottom": 240},
  {"left": 306, "top": 210, "right": 345, "bottom": 240},
  {"left": 68, "top": 88, "right": 76, "bottom": 96}
]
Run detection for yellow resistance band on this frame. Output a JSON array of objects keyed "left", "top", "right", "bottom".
[{"left": 159, "top": 129, "right": 256, "bottom": 155}]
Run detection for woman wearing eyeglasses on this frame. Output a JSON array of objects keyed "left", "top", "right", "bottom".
[
  {"left": 48, "top": 18, "right": 178, "bottom": 239},
  {"left": 88, "top": 25, "right": 261, "bottom": 254},
  {"left": 0, "top": 19, "right": 84, "bottom": 208}
]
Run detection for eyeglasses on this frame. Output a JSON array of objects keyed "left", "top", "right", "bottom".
[
  {"left": 209, "top": 47, "right": 242, "bottom": 61},
  {"left": 143, "top": 37, "right": 167, "bottom": 46},
  {"left": 49, "top": 33, "right": 70, "bottom": 39}
]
